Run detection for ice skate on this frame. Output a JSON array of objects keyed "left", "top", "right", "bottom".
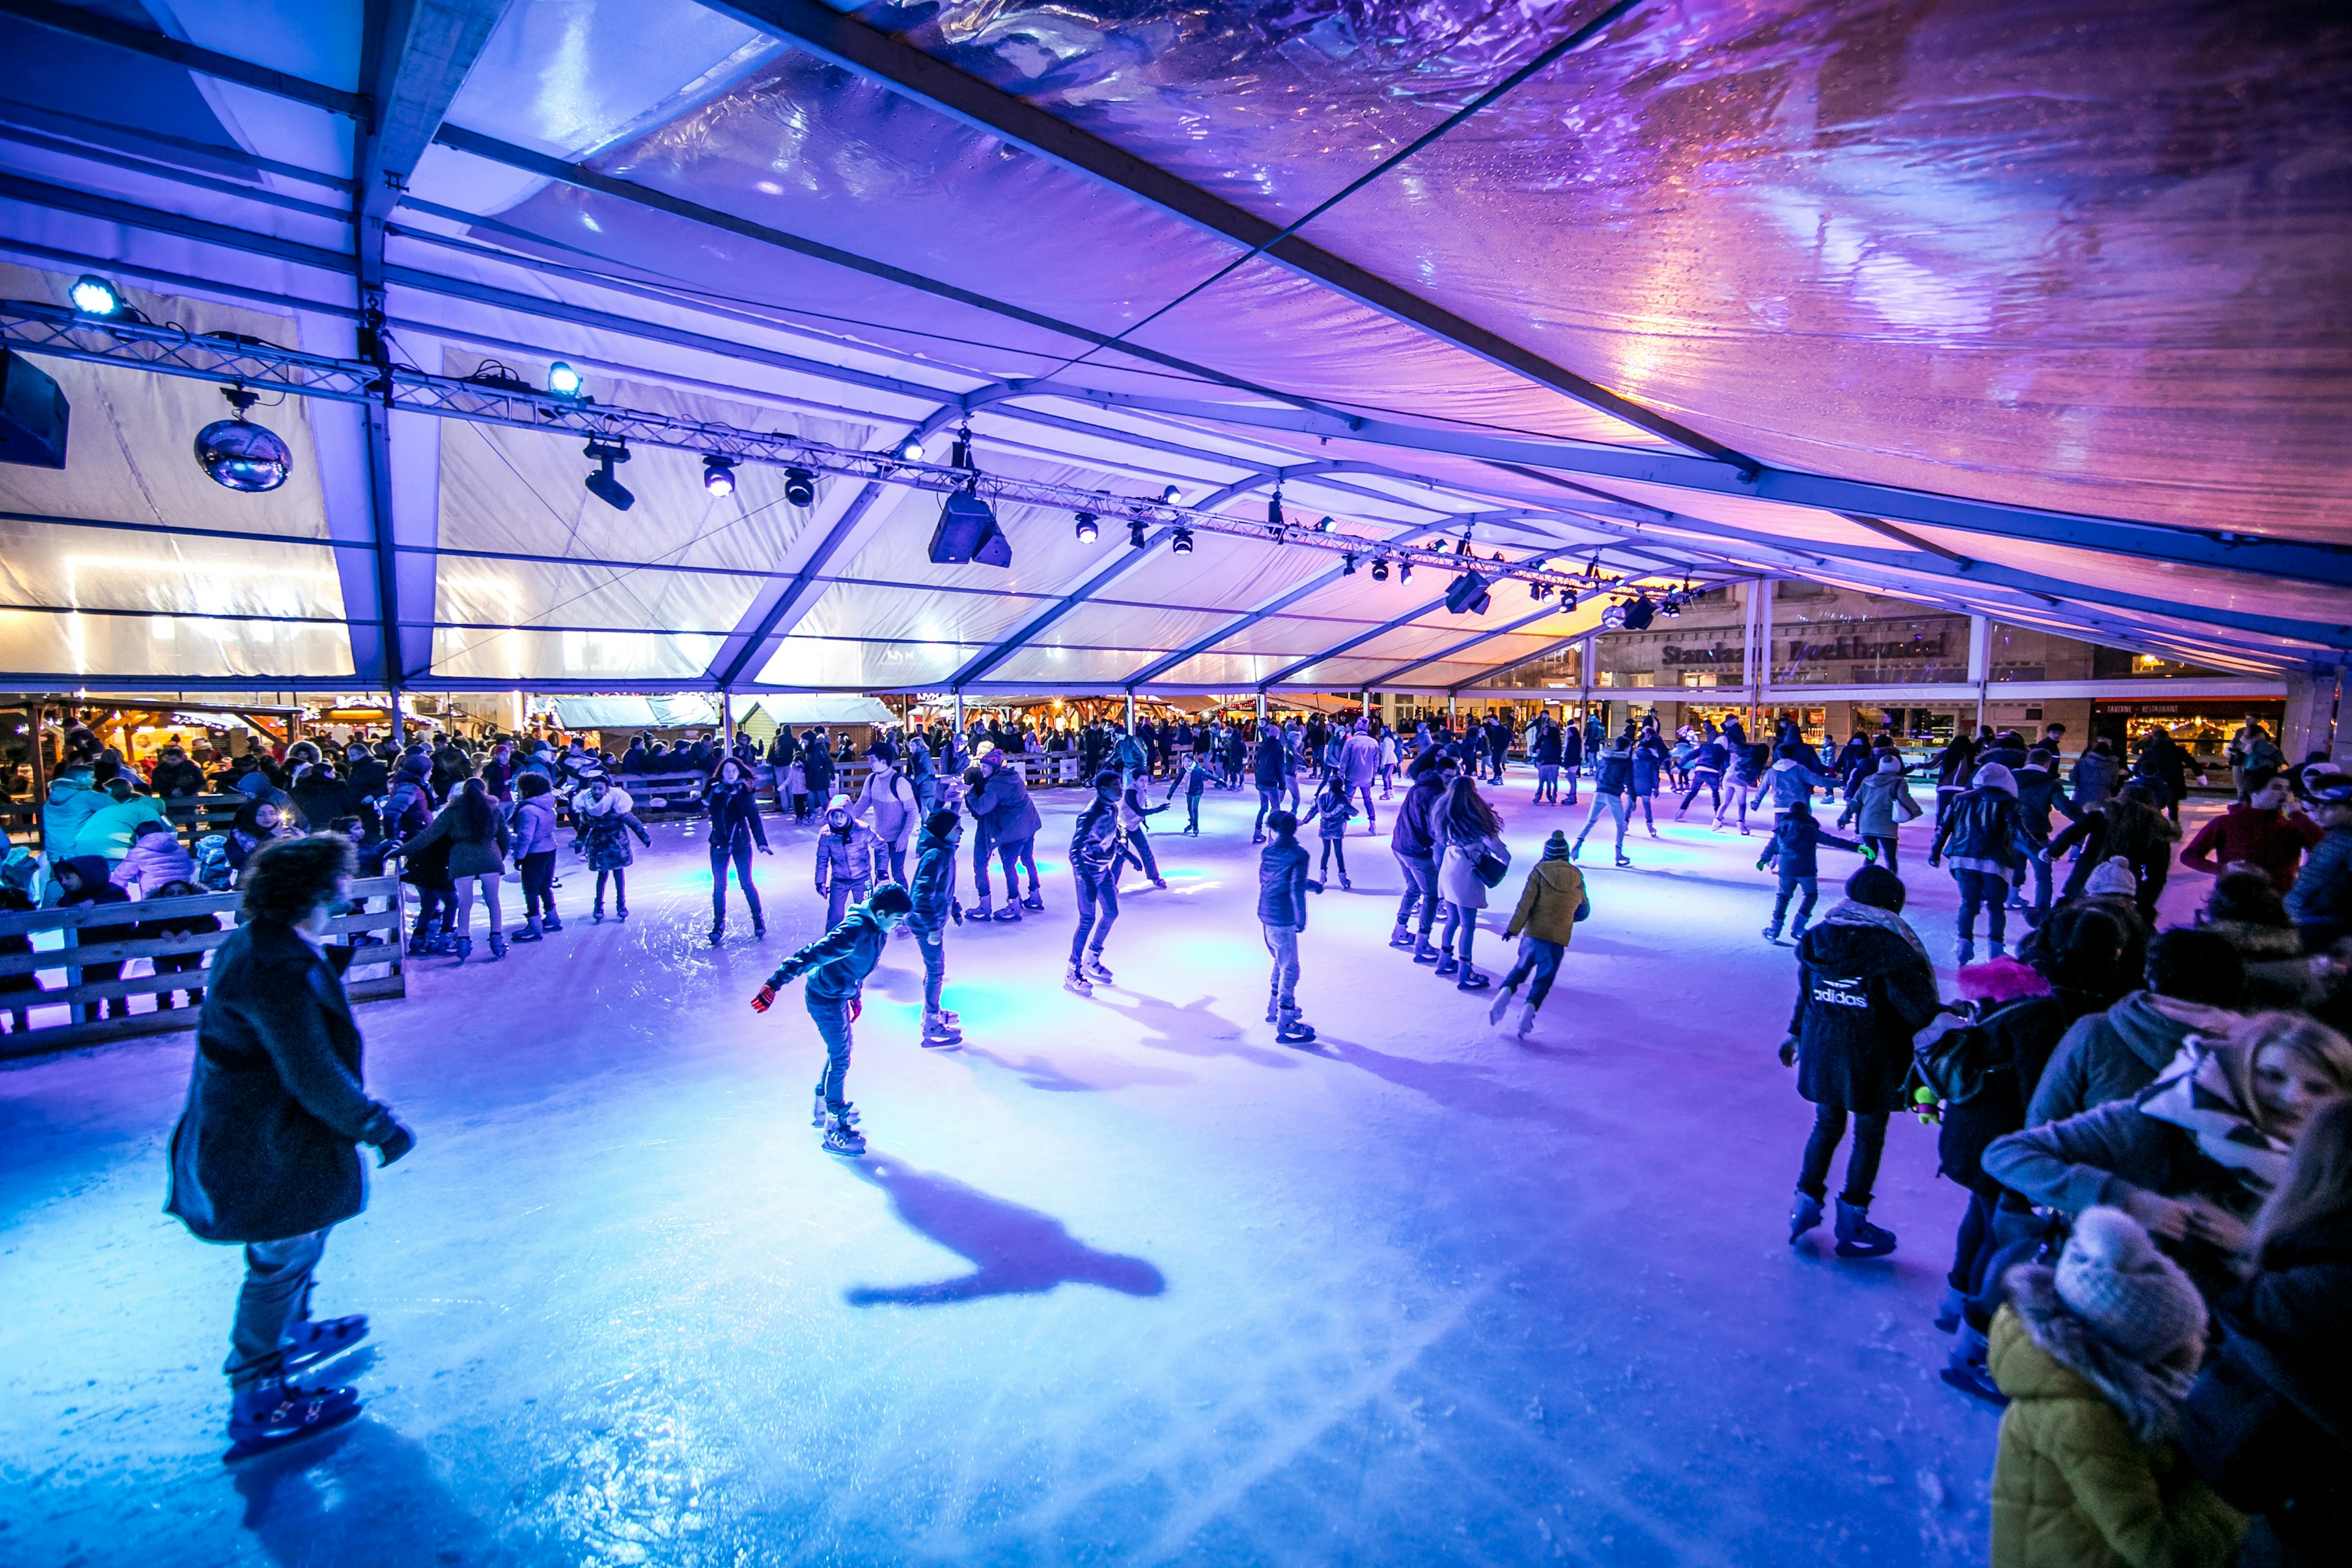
[
  {"left": 1762, "top": 925, "right": 1782, "bottom": 943},
  {"left": 1790, "top": 921, "right": 1809, "bottom": 944},
  {"left": 1274, "top": 1008, "right": 1316, "bottom": 1046},
  {"left": 487, "top": 932, "right": 507, "bottom": 961},
  {"left": 1022, "top": 891, "right": 1044, "bottom": 911},
  {"left": 1411, "top": 937, "right": 1440, "bottom": 964},
  {"left": 753, "top": 916, "right": 766, "bottom": 939},
  {"left": 1455, "top": 968, "right": 1490, "bottom": 992},
  {"left": 821, "top": 1113, "right": 867, "bottom": 1156},
  {"left": 224, "top": 1376, "right": 361, "bottom": 1461},
  {"left": 1569, "top": 837, "right": 1585, "bottom": 861},
  {"left": 1833, "top": 1198, "right": 1896, "bottom": 1258},
  {"left": 1614, "top": 851, "right": 1632, "bottom": 869},
  {"left": 452, "top": 935, "right": 473, "bottom": 963},
  {"left": 1933, "top": 1284, "right": 1967, "bottom": 1334},
  {"left": 709, "top": 922, "right": 725, "bottom": 946},
  {"left": 616, "top": 905, "right": 629, "bottom": 921},
  {"left": 1338, "top": 874, "right": 1351, "bottom": 890},
  {"left": 1956, "top": 936, "right": 1976, "bottom": 966},
  {"left": 1063, "top": 963, "right": 1093, "bottom": 997},
  {"left": 1487, "top": 984, "right": 1517, "bottom": 1025},
  {"left": 543, "top": 913, "right": 563, "bottom": 932},
  {"left": 971, "top": 897, "right": 992, "bottom": 922},
  {"left": 406, "top": 916, "right": 438, "bottom": 957},
  {"left": 278, "top": 1314, "right": 369, "bottom": 1375},
  {"left": 811, "top": 1091, "right": 861, "bottom": 1129},
  {"left": 1939, "top": 1326, "right": 2007, "bottom": 1406},
  {"left": 992, "top": 903, "right": 1022, "bottom": 922},
  {"left": 1789, "top": 1190, "right": 1824, "bottom": 1243},
  {"left": 510, "top": 921, "right": 543, "bottom": 943},
  {"left": 1434, "top": 953, "right": 1458, "bottom": 978},
  {"left": 590, "top": 907, "right": 605, "bottom": 923},
  {"left": 1989, "top": 938, "right": 2007, "bottom": 959},
  {"left": 1513, "top": 1001, "right": 1536, "bottom": 1038},
  {"left": 1081, "top": 952, "right": 1114, "bottom": 984},
  {"left": 921, "top": 1010, "right": 963, "bottom": 1049},
  {"left": 1151, "top": 876, "right": 1169, "bottom": 889},
  {"left": 1388, "top": 923, "right": 1414, "bottom": 949},
  {"left": 940, "top": 1008, "right": 960, "bottom": 1029}
]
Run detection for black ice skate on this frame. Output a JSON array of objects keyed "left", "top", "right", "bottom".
[
  {"left": 277, "top": 1314, "right": 369, "bottom": 1376},
  {"left": 821, "top": 1113, "right": 867, "bottom": 1156},
  {"left": 1274, "top": 1008, "right": 1316, "bottom": 1046},
  {"left": 224, "top": 1376, "right": 361, "bottom": 1461}
]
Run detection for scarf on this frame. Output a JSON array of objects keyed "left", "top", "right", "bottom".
[
  {"left": 2136, "top": 1043, "right": 2291, "bottom": 1194},
  {"left": 1819, "top": 898, "right": 1929, "bottom": 962}
]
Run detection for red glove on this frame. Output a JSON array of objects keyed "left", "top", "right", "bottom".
[
  {"left": 849, "top": 996, "right": 862, "bottom": 1023},
  {"left": 752, "top": 984, "right": 775, "bottom": 1013}
]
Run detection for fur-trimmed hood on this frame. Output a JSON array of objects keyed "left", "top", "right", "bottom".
[{"left": 2000, "top": 1264, "right": 2195, "bottom": 1446}]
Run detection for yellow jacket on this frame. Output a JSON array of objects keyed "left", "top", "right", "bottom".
[
  {"left": 1504, "top": 859, "right": 1586, "bottom": 946},
  {"left": 1988, "top": 1303, "right": 2243, "bottom": 1568}
]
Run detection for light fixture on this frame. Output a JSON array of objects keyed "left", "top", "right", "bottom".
[
  {"left": 1600, "top": 603, "right": 1628, "bottom": 631},
  {"left": 1399, "top": 562, "right": 1412, "bottom": 584},
  {"left": 1316, "top": 516, "right": 1333, "bottom": 532},
  {"left": 1170, "top": 527, "right": 1194, "bottom": 555},
  {"left": 1659, "top": 596, "right": 1683, "bottom": 618},
  {"left": 583, "top": 439, "right": 633, "bottom": 511},
  {"left": 893, "top": 435, "right": 927, "bottom": 462},
  {"left": 1444, "top": 570, "right": 1493, "bottom": 615},
  {"left": 1128, "top": 518, "right": 1148, "bottom": 549},
  {"left": 546, "top": 361, "right": 584, "bottom": 398},
  {"left": 701, "top": 455, "right": 737, "bottom": 497},
  {"left": 1621, "top": 594, "right": 1657, "bottom": 631},
  {"left": 192, "top": 386, "right": 291, "bottom": 492},
  {"left": 783, "top": 467, "right": 816, "bottom": 506},
  {"left": 1371, "top": 558, "right": 1390, "bottom": 582},
  {"left": 1160, "top": 484, "right": 1182, "bottom": 505},
  {"left": 1074, "top": 511, "right": 1099, "bottom": 543},
  {"left": 1341, "top": 554, "right": 1357, "bottom": 575},
  {"left": 69, "top": 274, "right": 124, "bottom": 317}
]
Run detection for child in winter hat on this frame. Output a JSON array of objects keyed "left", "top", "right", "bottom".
[
  {"left": 2084, "top": 855, "right": 2138, "bottom": 897},
  {"left": 1986, "top": 1207, "right": 2243, "bottom": 1567}
]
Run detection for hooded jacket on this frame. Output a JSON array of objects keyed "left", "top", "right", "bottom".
[
  {"left": 1786, "top": 901, "right": 1941, "bottom": 1112},
  {"left": 575, "top": 786, "right": 649, "bottom": 871},
  {"left": 507, "top": 793, "right": 559, "bottom": 859},
  {"left": 2026, "top": 992, "right": 2238, "bottom": 1128},
  {"left": 42, "top": 777, "right": 105, "bottom": 858},
  {"left": 1504, "top": 854, "right": 1586, "bottom": 946},
  {"left": 814, "top": 816, "right": 883, "bottom": 892},
  {"left": 768, "top": 903, "right": 888, "bottom": 1004},
  {"left": 1390, "top": 772, "right": 1446, "bottom": 858},
  {"left": 2073, "top": 750, "right": 2122, "bottom": 810},
  {"left": 1988, "top": 1281, "right": 2242, "bottom": 1568},
  {"left": 1257, "top": 834, "right": 1313, "bottom": 929},
  {"left": 110, "top": 827, "right": 196, "bottom": 895},
  {"left": 149, "top": 754, "right": 206, "bottom": 798},
  {"left": 1841, "top": 765, "right": 1922, "bottom": 839},
  {"left": 1758, "top": 810, "right": 1860, "bottom": 880},
  {"left": 1934, "top": 766, "right": 2029, "bottom": 881},
  {"left": 1937, "top": 986, "right": 2113, "bottom": 1193},
  {"left": 971, "top": 762, "right": 1041, "bottom": 845},
  {"left": 74, "top": 790, "right": 170, "bottom": 864},
  {"left": 2283, "top": 823, "right": 2352, "bottom": 939},
  {"left": 908, "top": 822, "right": 960, "bottom": 938},
  {"left": 1766, "top": 753, "right": 1837, "bottom": 810}
]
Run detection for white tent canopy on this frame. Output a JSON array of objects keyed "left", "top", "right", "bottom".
[{"left": 0, "top": 0, "right": 2344, "bottom": 699}]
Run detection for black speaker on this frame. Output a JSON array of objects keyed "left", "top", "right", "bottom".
[
  {"left": 1444, "top": 571, "right": 1491, "bottom": 615},
  {"left": 0, "top": 348, "right": 68, "bottom": 468},
  {"left": 929, "top": 491, "right": 1011, "bottom": 567}
]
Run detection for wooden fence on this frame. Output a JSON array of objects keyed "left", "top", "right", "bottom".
[{"left": 0, "top": 874, "right": 407, "bottom": 1060}]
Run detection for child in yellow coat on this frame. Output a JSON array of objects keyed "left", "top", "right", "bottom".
[{"left": 1490, "top": 831, "right": 1588, "bottom": 1036}]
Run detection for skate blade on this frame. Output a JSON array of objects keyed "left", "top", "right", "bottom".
[{"left": 222, "top": 1401, "right": 362, "bottom": 1463}]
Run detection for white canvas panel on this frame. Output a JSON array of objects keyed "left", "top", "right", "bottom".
[
  {"left": 432, "top": 625, "right": 725, "bottom": 682},
  {"left": 788, "top": 579, "right": 1048, "bottom": 649},
  {"left": 0, "top": 518, "right": 346, "bottom": 617},
  {"left": 0, "top": 608, "right": 353, "bottom": 679},
  {"left": 756, "top": 634, "right": 989, "bottom": 690}
]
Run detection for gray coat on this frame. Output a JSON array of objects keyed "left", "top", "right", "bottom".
[
  {"left": 1841, "top": 771, "right": 1921, "bottom": 838},
  {"left": 165, "top": 920, "right": 396, "bottom": 1243},
  {"left": 2025, "top": 991, "right": 2231, "bottom": 1128}
]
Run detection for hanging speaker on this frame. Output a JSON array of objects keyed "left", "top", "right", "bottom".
[
  {"left": 0, "top": 348, "right": 69, "bottom": 468},
  {"left": 929, "top": 491, "right": 1011, "bottom": 567}
]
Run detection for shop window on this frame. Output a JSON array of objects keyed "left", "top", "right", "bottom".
[
  {"left": 1770, "top": 583, "right": 1966, "bottom": 685},
  {"left": 1988, "top": 624, "right": 2232, "bottom": 682}
]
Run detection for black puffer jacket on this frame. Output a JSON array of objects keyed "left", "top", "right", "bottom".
[
  {"left": 2180, "top": 1208, "right": 2352, "bottom": 1567},
  {"left": 1787, "top": 904, "right": 1942, "bottom": 1113}
]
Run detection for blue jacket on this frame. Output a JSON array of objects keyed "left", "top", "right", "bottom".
[
  {"left": 2285, "top": 824, "right": 2352, "bottom": 939},
  {"left": 769, "top": 905, "right": 887, "bottom": 1004},
  {"left": 908, "top": 825, "right": 959, "bottom": 937},
  {"left": 1758, "top": 812, "right": 1860, "bottom": 880},
  {"left": 1257, "top": 835, "right": 1313, "bottom": 928}
]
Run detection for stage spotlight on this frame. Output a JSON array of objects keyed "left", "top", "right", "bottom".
[
  {"left": 1444, "top": 571, "right": 1492, "bottom": 615},
  {"left": 192, "top": 387, "right": 290, "bottom": 492},
  {"left": 895, "top": 435, "right": 925, "bottom": 462},
  {"left": 929, "top": 491, "right": 1010, "bottom": 566},
  {"left": 1161, "top": 484, "right": 1182, "bottom": 504},
  {"left": 1267, "top": 493, "right": 1284, "bottom": 527},
  {"left": 1074, "top": 511, "right": 1099, "bottom": 543},
  {"left": 1128, "top": 518, "right": 1148, "bottom": 549},
  {"left": 1170, "top": 527, "right": 1194, "bottom": 556},
  {"left": 1341, "top": 554, "right": 1357, "bottom": 575},
  {"left": 702, "top": 455, "right": 737, "bottom": 497},
  {"left": 1370, "top": 558, "right": 1390, "bottom": 582},
  {"left": 1528, "top": 579, "right": 1548, "bottom": 601},
  {"left": 1399, "top": 562, "right": 1412, "bottom": 584},
  {"left": 1316, "top": 516, "right": 1333, "bottom": 532},
  {"left": 1659, "top": 596, "right": 1683, "bottom": 619},
  {"left": 582, "top": 440, "right": 633, "bottom": 511},
  {"left": 783, "top": 466, "right": 816, "bottom": 506},
  {"left": 546, "top": 361, "right": 584, "bottom": 398},
  {"left": 1600, "top": 602, "right": 1627, "bottom": 630},
  {"left": 69, "top": 274, "right": 124, "bottom": 317}
]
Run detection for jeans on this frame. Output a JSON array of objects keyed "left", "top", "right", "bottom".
[
  {"left": 1578, "top": 791, "right": 1629, "bottom": 850},
  {"left": 1394, "top": 851, "right": 1438, "bottom": 935},
  {"left": 1797, "top": 1106, "right": 1889, "bottom": 1206},
  {"left": 1863, "top": 834, "right": 1898, "bottom": 871},
  {"left": 882, "top": 841, "right": 908, "bottom": 888},
  {"left": 227, "top": 1227, "right": 330, "bottom": 1387},
  {"left": 594, "top": 868, "right": 627, "bottom": 913},
  {"left": 1262, "top": 921, "right": 1300, "bottom": 1012},
  {"left": 973, "top": 834, "right": 1037, "bottom": 901},
  {"left": 916, "top": 929, "right": 944, "bottom": 1012},
  {"left": 1534, "top": 764, "right": 1558, "bottom": 802},
  {"left": 1349, "top": 782, "right": 1378, "bottom": 824},
  {"left": 809, "top": 993, "right": 854, "bottom": 1114},
  {"left": 1185, "top": 794, "right": 1200, "bottom": 833},
  {"left": 1440, "top": 901, "right": 1479, "bottom": 965},
  {"left": 1318, "top": 835, "right": 1348, "bottom": 879},
  {"left": 519, "top": 849, "right": 557, "bottom": 922},
  {"left": 1118, "top": 826, "right": 1161, "bottom": 883},
  {"left": 826, "top": 877, "right": 870, "bottom": 929},
  {"left": 1070, "top": 871, "right": 1118, "bottom": 962},
  {"left": 1501, "top": 935, "right": 1564, "bottom": 1006},
  {"left": 710, "top": 839, "right": 764, "bottom": 924},
  {"left": 1953, "top": 867, "right": 2008, "bottom": 944},
  {"left": 1254, "top": 786, "right": 1281, "bottom": 834},
  {"left": 1771, "top": 871, "right": 1819, "bottom": 933},
  {"left": 1715, "top": 781, "right": 1757, "bottom": 831},
  {"left": 2027, "top": 853, "right": 2053, "bottom": 923},
  {"left": 1679, "top": 772, "right": 1721, "bottom": 815}
]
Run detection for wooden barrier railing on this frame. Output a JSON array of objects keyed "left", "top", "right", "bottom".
[{"left": 0, "top": 874, "right": 407, "bottom": 1060}]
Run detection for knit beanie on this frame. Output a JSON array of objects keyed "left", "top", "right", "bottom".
[
  {"left": 1846, "top": 863, "right": 1905, "bottom": 911},
  {"left": 2084, "top": 855, "right": 2138, "bottom": 896},
  {"left": 1970, "top": 761, "right": 2018, "bottom": 796},
  {"left": 2055, "top": 1207, "right": 2206, "bottom": 1365},
  {"left": 1542, "top": 831, "right": 1570, "bottom": 861},
  {"left": 1877, "top": 753, "right": 1903, "bottom": 774}
]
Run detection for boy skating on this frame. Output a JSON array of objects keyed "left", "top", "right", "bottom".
[
  {"left": 907, "top": 809, "right": 964, "bottom": 1047},
  {"left": 753, "top": 884, "right": 915, "bottom": 1156},
  {"left": 1258, "top": 810, "right": 1322, "bottom": 1044},
  {"left": 1066, "top": 771, "right": 1122, "bottom": 995},
  {"left": 1490, "top": 831, "right": 1588, "bottom": 1036}
]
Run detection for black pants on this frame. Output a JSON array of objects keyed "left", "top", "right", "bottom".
[
  {"left": 1678, "top": 773, "right": 1721, "bottom": 813},
  {"left": 710, "top": 839, "right": 763, "bottom": 924},
  {"left": 519, "top": 850, "right": 557, "bottom": 921},
  {"left": 594, "top": 867, "right": 628, "bottom": 912},
  {"left": 1863, "top": 833, "right": 1898, "bottom": 870},
  {"left": 1797, "top": 1105, "right": 1888, "bottom": 1206}
]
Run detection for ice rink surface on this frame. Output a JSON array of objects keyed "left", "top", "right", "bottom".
[{"left": 0, "top": 772, "right": 2214, "bottom": 1567}]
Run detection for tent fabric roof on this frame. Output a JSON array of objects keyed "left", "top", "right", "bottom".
[{"left": 0, "top": 0, "right": 2345, "bottom": 695}]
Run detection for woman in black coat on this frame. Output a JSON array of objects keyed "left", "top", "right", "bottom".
[
  {"left": 165, "top": 833, "right": 414, "bottom": 1452},
  {"left": 1779, "top": 863, "right": 1942, "bottom": 1257},
  {"left": 705, "top": 758, "right": 771, "bottom": 944}
]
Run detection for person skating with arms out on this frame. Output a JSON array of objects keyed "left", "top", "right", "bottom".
[
  {"left": 1312, "top": 772, "right": 1357, "bottom": 889},
  {"left": 1066, "top": 770, "right": 1123, "bottom": 995},
  {"left": 814, "top": 794, "right": 885, "bottom": 929},
  {"left": 165, "top": 834, "right": 417, "bottom": 1458},
  {"left": 907, "top": 809, "right": 965, "bottom": 1049},
  {"left": 1258, "top": 809, "right": 1322, "bottom": 1045},
  {"left": 752, "top": 883, "right": 915, "bottom": 1156},
  {"left": 1490, "top": 831, "right": 1588, "bottom": 1037},
  {"left": 1572, "top": 733, "right": 1637, "bottom": 868},
  {"left": 1165, "top": 748, "right": 1210, "bottom": 835}
]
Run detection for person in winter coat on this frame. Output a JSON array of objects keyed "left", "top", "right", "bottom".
[
  {"left": 854, "top": 747, "right": 918, "bottom": 886},
  {"left": 343, "top": 744, "right": 389, "bottom": 837},
  {"left": 753, "top": 883, "right": 914, "bottom": 1157},
  {"left": 287, "top": 760, "right": 353, "bottom": 831},
  {"left": 1390, "top": 752, "right": 1457, "bottom": 960},
  {"left": 110, "top": 816, "right": 196, "bottom": 896},
  {"left": 2009, "top": 748, "right": 2080, "bottom": 926},
  {"left": 1309, "top": 774, "right": 1356, "bottom": 889},
  {"left": 2028, "top": 928, "right": 2247, "bottom": 1128},
  {"left": 1434, "top": 777, "right": 1508, "bottom": 992},
  {"left": 800, "top": 730, "right": 835, "bottom": 804},
  {"left": 2072, "top": 738, "right": 2122, "bottom": 813},
  {"left": 1985, "top": 1013, "right": 2352, "bottom": 1303},
  {"left": 967, "top": 752, "right": 1044, "bottom": 920},
  {"left": 2133, "top": 731, "right": 2196, "bottom": 823},
  {"left": 505, "top": 774, "right": 562, "bottom": 942},
  {"left": 705, "top": 758, "right": 772, "bottom": 945},
  {"left": 1572, "top": 735, "right": 1636, "bottom": 868},
  {"left": 135, "top": 875, "right": 221, "bottom": 1012},
  {"left": 1932, "top": 761, "right": 2031, "bottom": 962},
  {"left": 1987, "top": 1206, "right": 2244, "bottom": 1568},
  {"left": 1716, "top": 741, "right": 1771, "bottom": 834},
  {"left": 1257, "top": 809, "right": 1321, "bottom": 1045},
  {"left": 2282, "top": 771, "right": 2352, "bottom": 949},
  {"left": 1676, "top": 734, "right": 1730, "bottom": 821},
  {"left": 1837, "top": 752, "right": 1923, "bottom": 869},
  {"left": 2178, "top": 1095, "right": 2352, "bottom": 1568},
  {"left": 2179, "top": 773, "right": 2323, "bottom": 895},
  {"left": 149, "top": 743, "right": 207, "bottom": 800},
  {"left": 2054, "top": 786, "right": 2183, "bottom": 924},
  {"left": 40, "top": 768, "right": 104, "bottom": 862},
  {"left": 1065, "top": 771, "right": 1123, "bottom": 997},
  {"left": 1114, "top": 776, "right": 1171, "bottom": 889},
  {"left": 1779, "top": 863, "right": 1942, "bottom": 1257},
  {"left": 1758, "top": 797, "right": 1864, "bottom": 943},
  {"left": 906, "top": 810, "right": 963, "bottom": 1048},
  {"left": 573, "top": 778, "right": 649, "bottom": 921},
  {"left": 1338, "top": 720, "right": 1382, "bottom": 828},
  {"left": 49, "top": 853, "right": 136, "bottom": 1022},
  {"left": 380, "top": 754, "right": 433, "bottom": 845},
  {"left": 1627, "top": 725, "right": 1670, "bottom": 837},
  {"left": 1164, "top": 749, "right": 1212, "bottom": 835},
  {"left": 1490, "top": 831, "right": 1587, "bottom": 1037},
  {"left": 1250, "top": 722, "right": 1291, "bottom": 843},
  {"left": 814, "top": 794, "right": 884, "bottom": 930},
  {"left": 391, "top": 777, "right": 510, "bottom": 962},
  {"left": 74, "top": 776, "right": 171, "bottom": 865},
  {"left": 1558, "top": 719, "right": 1585, "bottom": 805},
  {"left": 1764, "top": 741, "right": 1836, "bottom": 813},
  {"left": 164, "top": 833, "right": 415, "bottom": 1453}
]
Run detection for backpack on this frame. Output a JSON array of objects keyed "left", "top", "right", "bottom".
[{"left": 192, "top": 832, "right": 235, "bottom": 892}]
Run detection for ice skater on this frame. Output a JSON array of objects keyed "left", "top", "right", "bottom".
[
  {"left": 575, "top": 776, "right": 650, "bottom": 921},
  {"left": 1758, "top": 797, "right": 1864, "bottom": 944},
  {"left": 1572, "top": 734, "right": 1635, "bottom": 867},
  {"left": 1166, "top": 747, "right": 1210, "bottom": 834},
  {"left": 1065, "top": 770, "right": 1122, "bottom": 995},
  {"left": 1490, "top": 830, "right": 1588, "bottom": 1036},
  {"left": 1338, "top": 718, "right": 1381, "bottom": 830},
  {"left": 907, "top": 809, "right": 963, "bottom": 1047},
  {"left": 815, "top": 793, "right": 885, "bottom": 929},
  {"left": 705, "top": 757, "right": 771, "bottom": 944},
  {"left": 1434, "top": 775, "right": 1509, "bottom": 991},
  {"left": 1531, "top": 719, "right": 1562, "bottom": 804},
  {"left": 165, "top": 834, "right": 417, "bottom": 1457},
  {"left": 1391, "top": 750, "right": 1455, "bottom": 960},
  {"left": 753, "top": 883, "right": 914, "bottom": 1157},
  {"left": 967, "top": 749, "right": 1044, "bottom": 920},
  {"left": 1312, "top": 772, "right": 1356, "bottom": 889},
  {"left": 1675, "top": 732, "right": 1727, "bottom": 821},
  {"left": 853, "top": 742, "right": 918, "bottom": 887},
  {"left": 506, "top": 773, "right": 562, "bottom": 942},
  {"left": 1114, "top": 774, "right": 1170, "bottom": 889},
  {"left": 1251, "top": 721, "right": 1289, "bottom": 842},
  {"left": 1929, "top": 762, "right": 2028, "bottom": 962},
  {"left": 1258, "top": 809, "right": 1321, "bottom": 1044},
  {"left": 1838, "top": 752, "right": 1922, "bottom": 870}
]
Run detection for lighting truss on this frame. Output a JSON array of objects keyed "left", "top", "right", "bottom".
[{"left": 0, "top": 299, "right": 1627, "bottom": 597}]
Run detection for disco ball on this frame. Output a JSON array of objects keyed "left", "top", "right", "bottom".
[{"left": 194, "top": 417, "right": 292, "bottom": 492}]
